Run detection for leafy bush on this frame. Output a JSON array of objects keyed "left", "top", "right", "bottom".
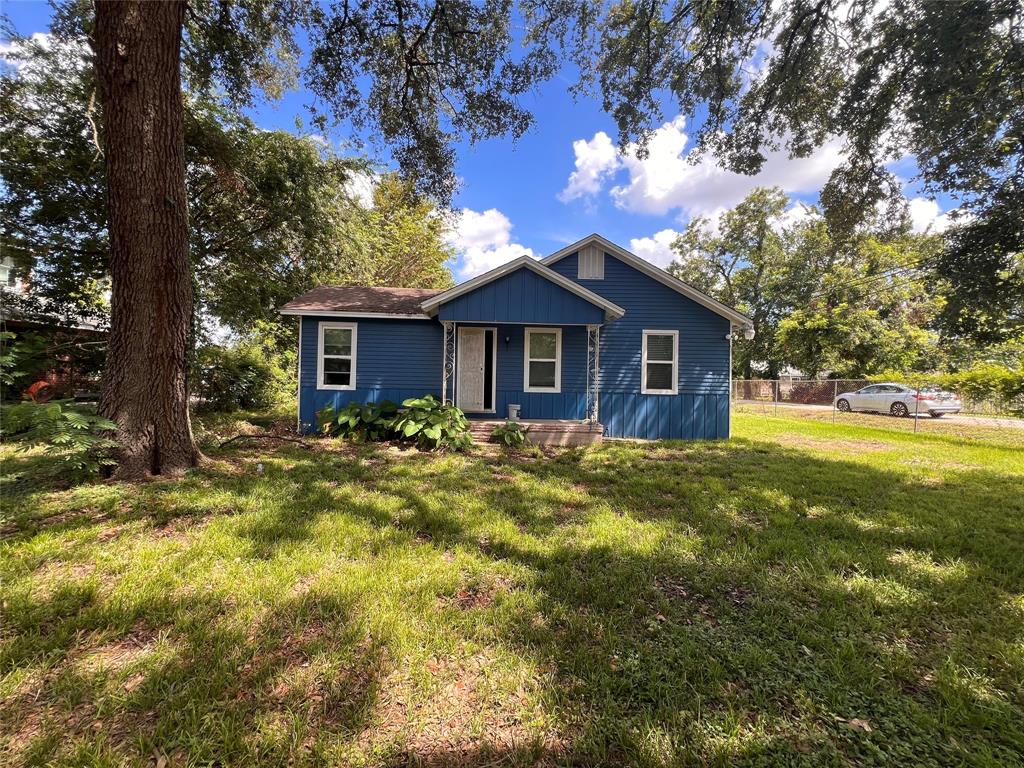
[
  {"left": 193, "top": 344, "right": 291, "bottom": 413},
  {"left": 317, "top": 395, "right": 470, "bottom": 450},
  {"left": 787, "top": 380, "right": 840, "bottom": 405},
  {"left": 1, "top": 400, "right": 117, "bottom": 471},
  {"left": 317, "top": 400, "right": 399, "bottom": 440},
  {"left": 392, "top": 396, "right": 471, "bottom": 450},
  {"left": 490, "top": 421, "right": 531, "bottom": 448}
]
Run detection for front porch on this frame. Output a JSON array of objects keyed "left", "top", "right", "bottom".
[
  {"left": 439, "top": 321, "right": 603, "bottom": 426},
  {"left": 467, "top": 417, "right": 604, "bottom": 446}
]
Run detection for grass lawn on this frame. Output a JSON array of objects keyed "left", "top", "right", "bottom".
[{"left": 1, "top": 411, "right": 1022, "bottom": 766}]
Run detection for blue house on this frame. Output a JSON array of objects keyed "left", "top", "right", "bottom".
[{"left": 280, "top": 234, "right": 752, "bottom": 441}]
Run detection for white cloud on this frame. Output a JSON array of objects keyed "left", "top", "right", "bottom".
[
  {"left": 629, "top": 229, "right": 682, "bottom": 268},
  {"left": 448, "top": 208, "right": 536, "bottom": 279},
  {"left": 907, "top": 197, "right": 954, "bottom": 234},
  {"left": 612, "top": 116, "right": 844, "bottom": 218},
  {"left": 561, "top": 116, "right": 844, "bottom": 222},
  {"left": 774, "top": 202, "right": 817, "bottom": 232},
  {"left": 345, "top": 170, "right": 378, "bottom": 208},
  {"left": 558, "top": 131, "right": 621, "bottom": 202},
  {"left": 0, "top": 33, "right": 53, "bottom": 66}
]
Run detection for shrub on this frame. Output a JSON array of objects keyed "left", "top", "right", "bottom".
[
  {"left": 787, "top": 380, "right": 840, "bottom": 405},
  {"left": 193, "top": 344, "right": 290, "bottom": 413},
  {"left": 317, "top": 400, "right": 399, "bottom": 440},
  {"left": 490, "top": 421, "right": 531, "bottom": 448},
  {"left": 392, "top": 395, "right": 471, "bottom": 450},
  {"left": 316, "top": 395, "right": 471, "bottom": 450},
  {"left": 1, "top": 400, "right": 117, "bottom": 472}
]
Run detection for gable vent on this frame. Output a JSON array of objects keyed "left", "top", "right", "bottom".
[{"left": 578, "top": 244, "right": 604, "bottom": 279}]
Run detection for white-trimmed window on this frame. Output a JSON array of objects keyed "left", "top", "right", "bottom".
[
  {"left": 524, "top": 327, "right": 561, "bottom": 392},
  {"left": 318, "top": 322, "right": 357, "bottom": 390},
  {"left": 578, "top": 244, "right": 604, "bottom": 279},
  {"left": 641, "top": 330, "right": 678, "bottom": 395}
]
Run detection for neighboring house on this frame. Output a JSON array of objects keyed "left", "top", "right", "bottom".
[{"left": 280, "top": 234, "right": 752, "bottom": 440}]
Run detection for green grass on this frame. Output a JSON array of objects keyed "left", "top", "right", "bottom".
[{"left": 1, "top": 412, "right": 1022, "bottom": 766}]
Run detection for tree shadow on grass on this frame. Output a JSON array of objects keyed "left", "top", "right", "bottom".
[
  {"left": 349, "top": 440, "right": 1024, "bottom": 766},
  {"left": 3, "top": 438, "right": 1023, "bottom": 766},
  {"left": 1, "top": 580, "right": 385, "bottom": 766}
]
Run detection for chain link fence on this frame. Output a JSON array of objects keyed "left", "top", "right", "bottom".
[{"left": 732, "top": 378, "right": 1024, "bottom": 438}]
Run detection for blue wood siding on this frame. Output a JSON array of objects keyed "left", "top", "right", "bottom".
[
  {"left": 549, "top": 251, "right": 732, "bottom": 439},
  {"left": 294, "top": 249, "right": 733, "bottom": 440},
  {"left": 298, "top": 316, "right": 442, "bottom": 430},
  {"left": 437, "top": 267, "right": 605, "bottom": 325}
]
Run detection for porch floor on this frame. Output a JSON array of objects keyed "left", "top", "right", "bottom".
[{"left": 467, "top": 418, "right": 603, "bottom": 447}]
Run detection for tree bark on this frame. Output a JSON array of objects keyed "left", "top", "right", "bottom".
[{"left": 95, "top": 0, "right": 200, "bottom": 479}]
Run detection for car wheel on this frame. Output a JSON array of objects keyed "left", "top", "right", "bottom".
[
  {"left": 890, "top": 402, "right": 909, "bottom": 418},
  {"left": 930, "top": 412, "right": 944, "bottom": 418},
  {"left": 836, "top": 398, "right": 851, "bottom": 412}
]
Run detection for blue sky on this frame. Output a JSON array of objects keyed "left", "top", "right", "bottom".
[{"left": 3, "top": 0, "right": 952, "bottom": 281}]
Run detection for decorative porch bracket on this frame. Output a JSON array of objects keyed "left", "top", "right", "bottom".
[
  {"left": 441, "top": 321, "right": 456, "bottom": 405},
  {"left": 586, "top": 324, "right": 601, "bottom": 423}
]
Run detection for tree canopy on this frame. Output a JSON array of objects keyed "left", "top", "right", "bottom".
[
  {"left": 669, "top": 187, "right": 946, "bottom": 378},
  {"left": 1, "top": 33, "right": 455, "bottom": 348}
]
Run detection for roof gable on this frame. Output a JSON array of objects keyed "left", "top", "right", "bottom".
[
  {"left": 541, "top": 234, "right": 751, "bottom": 326},
  {"left": 421, "top": 257, "right": 625, "bottom": 321}
]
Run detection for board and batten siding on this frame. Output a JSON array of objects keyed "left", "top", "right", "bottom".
[
  {"left": 549, "top": 251, "right": 731, "bottom": 439},
  {"left": 298, "top": 316, "right": 442, "bottom": 430},
  {"left": 437, "top": 268, "right": 606, "bottom": 325},
  {"left": 457, "top": 323, "right": 589, "bottom": 420}
]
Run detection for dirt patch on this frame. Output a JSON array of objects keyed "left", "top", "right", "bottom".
[
  {"left": 0, "top": 624, "right": 164, "bottom": 766},
  {"left": 444, "top": 577, "right": 512, "bottom": 610},
  {"left": 771, "top": 434, "right": 891, "bottom": 453},
  {"left": 654, "top": 577, "right": 720, "bottom": 626},
  {"left": 74, "top": 623, "right": 161, "bottom": 675},
  {"left": 363, "top": 651, "right": 545, "bottom": 763}
]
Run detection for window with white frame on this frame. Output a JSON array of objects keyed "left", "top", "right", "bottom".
[
  {"left": 641, "top": 330, "right": 678, "bottom": 394},
  {"left": 524, "top": 327, "right": 561, "bottom": 392},
  {"left": 318, "top": 322, "right": 357, "bottom": 389},
  {"left": 577, "top": 244, "right": 604, "bottom": 279}
]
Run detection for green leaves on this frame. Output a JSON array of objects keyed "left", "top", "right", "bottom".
[
  {"left": 393, "top": 395, "right": 471, "bottom": 450},
  {"left": 315, "top": 394, "right": 472, "bottom": 450},
  {"left": 0, "top": 399, "right": 118, "bottom": 472},
  {"left": 490, "top": 421, "right": 531, "bottom": 448}
]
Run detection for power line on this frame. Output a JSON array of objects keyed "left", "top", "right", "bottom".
[{"left": 802, "top": 255, "right": 936, "bottom": 301}]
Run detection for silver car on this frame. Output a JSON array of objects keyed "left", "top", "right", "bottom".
[{"left": 835, "top": 383, "right": 963, "bottom": 418}]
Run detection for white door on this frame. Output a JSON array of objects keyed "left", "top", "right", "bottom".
[{"left": 457, "top": 328, "right": 486, "bottom": 412}]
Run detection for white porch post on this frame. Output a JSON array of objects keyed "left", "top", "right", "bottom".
[
  {"left": 441, "top": 321, "right": 456, "bottom": 404},
  {"left": 586, "top": 324, "right": 601, "bottom": 423}
]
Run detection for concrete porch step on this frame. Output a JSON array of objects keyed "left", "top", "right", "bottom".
[{"left": 467, "top": 419, "right": 603, "bottom": 446}]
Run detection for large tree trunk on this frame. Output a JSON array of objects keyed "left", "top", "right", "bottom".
[{"left": 95, "top": 0, "right": 200, "bottom": 479}]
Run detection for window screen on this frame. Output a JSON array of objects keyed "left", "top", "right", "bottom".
[
  {"left": 642, "top": 331, "right": 677, "bottom": 394},
  {"left": 320, "top": 324, "right": 355, "bottom": 388},
  {"left": 525, "top": 328, "right": 560, "bottom": 391}
]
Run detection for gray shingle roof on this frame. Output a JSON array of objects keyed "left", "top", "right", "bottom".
[{"left": 279, "top": 285, "right": 443, "bottom": 316}]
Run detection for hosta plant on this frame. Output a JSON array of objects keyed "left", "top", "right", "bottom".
[
  {"left": 490, "top": 421, "right": 531, "bottom": 448},
  {"left": 319, "top": 400, "right": 399, "bottom": 440},
  {"left": 392, "top": 395, "right": 471, "bottom": 450}
]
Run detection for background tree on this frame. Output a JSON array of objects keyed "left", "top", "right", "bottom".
[
  {"left": 669, "top": 188, "right": 944, "bottom": 378},
  {"left": 669, "top": 187, "right": 795, "bottom": 378},
  {"left": 592, "top": 0, "right": 1023, "bottom": 342},
  {"left": 777, "top": 235, "right": 944, "bottom": 378},
  {"left": 2, "top": 32, "right": 454, "bottom": 352}
]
